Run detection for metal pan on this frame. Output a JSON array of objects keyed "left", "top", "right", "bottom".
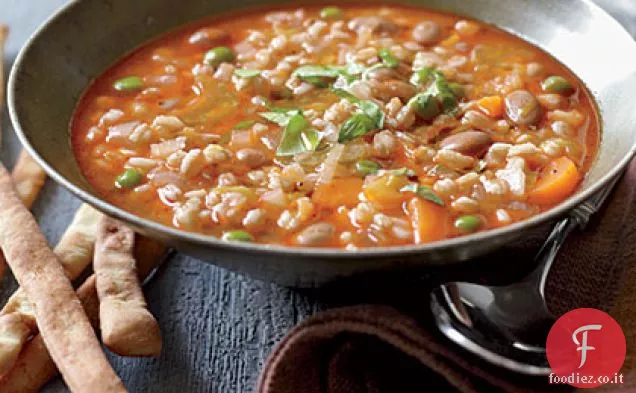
[{"left": 8, "top": 0, "right": 636, "bottom": 286}]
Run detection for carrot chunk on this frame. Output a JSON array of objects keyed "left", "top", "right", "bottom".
[
  {"left": 440, "top": 33, "right": 460, "bottom": 47},
  {"left": 528, "top": 156, "right": 581, "bottom": 205},
  {"left": 313, "top": 177, "right": 363, "bottom": 209},
  {"left": 477, "top": 95, "right": 504, "bottom": 118},
  {"left": 407, "top": 198, "right": 449, "bottom": 244}
]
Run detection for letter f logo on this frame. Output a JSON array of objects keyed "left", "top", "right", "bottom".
[{"left": 572, "top": 324, "right": 602, "bottom": 368}]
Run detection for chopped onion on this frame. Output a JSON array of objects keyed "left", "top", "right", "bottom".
[
  {"left": 149, "top": 170, "right": 185, "bottom": 188},
  {"left": 496, "top": 157, "right": 526, "bottom": 196},
  {"left": 126, "top": 157, "right": 160, "bottom": 171},
  {"left": 158, "top": 98, "right": 181, "bottom": 110},
  {"left": 157, "top": 183, "right": 183, "bottom": 206},
  {"left": 317, "top": 143, "right": 344, "bottom": 184},
  {"left": 150, "top": 137, "right": 186, "bottom": 158},
  {"left": 235, "top": 41, "right": 257, "bottom": 59},
  {"left": 106, "top": 121, "right": 140, "bottom": 142},
  {"left": 99, "top": 109, "right": 124, "bottom": 126},
  {"left": 148, "top": 75, "right": 178, "bottom": 85}
]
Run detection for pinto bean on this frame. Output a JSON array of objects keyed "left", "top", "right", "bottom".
[
  {"left": 504, "top": 90, "right": 542, "bottom": 126},
  {"left": 348, "top": 16, "right": 398, "bottom": 35},
  {"left": 412, "top": 21, "right": 442, "bottom": 44},
  {"left": 295, "top": 222, "right": 335, "bottom": 246},
  {"left": 370, "top": 79, "right": 417, "bottom": 102},
  {"left": 236, "top": 148, "right": 267, "bottom": 168},
  {"left": 188, "top": 28, "right": 230, "bottom": 47},
  {"left": 439, "top": 130, "right": 493, "bottom": 157},
  {"left": 462, "top": 110, "right": 492, "bottom": 130}
]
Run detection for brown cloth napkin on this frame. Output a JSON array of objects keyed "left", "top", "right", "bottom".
[{"left": 257, "top": 159, "right": 636, "bottom": 393}]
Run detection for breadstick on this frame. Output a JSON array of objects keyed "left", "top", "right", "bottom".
[
  {"left": 0, "top": 152, "right": 50, "bottom": 377},
  {"left": 0, "top": 24, "right": 8, "bottom": 149},
  {"left": 1, "top": 149, "right": 50, "bottom": 281},
  {"left": 0, "top": 149, "right": 55, "bottom": 377},
  {"left": 10, "top": 150, "right": 47, "bottom": 208},
  {"left": 95, "top": 216, "right": 162, "bottom": 356},
  {"left": 0, "top": 203, "right": 102, "bottom": 376},
  {"left": 0, "top": 165, "right": 124, "bottom": 393},
  {"left": 0, "top": 236, "right": 168, "bottom": 393},
  {"left": 0, "top": 25, "right": 9, "bottom": 278},
  {"left": 0, "top": 313, "right": 29, "bottom": 377},
  {"left": 0, "top": 153, "right": 48, "bottom": 290}
]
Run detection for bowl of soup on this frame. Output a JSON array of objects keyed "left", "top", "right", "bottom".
[{"left": 9, "top": 0, "right": 636, "bottom": 285}]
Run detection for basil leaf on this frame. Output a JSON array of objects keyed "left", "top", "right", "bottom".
[
  {"left": 234, "top": 69, "right": 261, "bottom": 78},
  {"left": 293, "top": 65, "right": 340, "bottom": 79},
  {"left": 359, "top": 101, "right": 385, "bottom": 129},
  {"left": 415, "top": 186, "right": 444, "bottom": 206},
  {"left": 260, "top": 112, "right": 293, "bottom": 126},
  {"left": 355, "top": 160, "right": 381, "bottom": 176},
  {"left": 386, "top": 167, "right": 416, "bottom": 177},
  {"left": 330, "top": 87, "right": 361, "bottom": 103},
  {"left": 302, "top": 76, "right": 329, "bottom": 87},
  {"left": 448, "top": 82, "right": 465, "bottom": 98},
  {"left": 234, "top": 119, "right": 255, "bottom": 130},
  {"left": 428, "top": 72, "right": 458, "bottom": 112},
  {"left": 409, "top": 93, "right": 441, "bottom": 121},
  {"left": 346, "top": 62, "right": 367, "bottom": 75},
  {"left": 277, "top": 114, "right": 322, "bottom": 156},
  {"left": 436, "top": 89, "right": 458, "bottom": 113},
  {"left": 337, "top": 100, "right": 385, "bottom": 143},
  {"left": 338, "top": 113, "right": 376, "bottom": 143},
  {"left": 331, "top": 62, "right": 365, "bottom": 82},
  {"left": 409, "top": 68, "right": 460, "bottom": 116},
  {"left": 400, "top": 183, "right": 444, "bottom": 206},
  {"left": 379, "top": 48, "right": 399, "bottom": 68},
  {"left": 299, "top": 129, "right": 322, "bottom": 152},
  {"left": 410, "top": 67, "right": 435, "bottom": 86},
  {"left": 329, "top": 65, "right": 358, "bottom": 84},
  {"left": 259, "top": 109, "right": 302, "bottom": 126},
  {"left": 293, "top": 65, "right": 340, "bottom": 87}
]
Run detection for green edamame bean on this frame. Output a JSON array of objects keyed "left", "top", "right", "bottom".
[
  {"left": 320, "top": 7, "right": 343, "bottom": 19},
  {"left": 222, "top": 230, "right": 254, "bottom": 242},
  {"left": 113, "top": 76, "right": 143, "bottom": 92},
  {"left": 115, "top": 169, "right": 143, "bottom": 189},
  {"left": 541, "top": 76, "right": 573, "bottom": 94},
  {"left": 454, "top": 215, "right": 481, "bottom": 232},
  {"left": 204, "top": 46, "right": 235, "bottom": 67}
]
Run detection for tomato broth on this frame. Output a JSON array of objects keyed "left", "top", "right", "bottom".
[{"left": 72, "top": 5, "right": 599, "bottom": 248}]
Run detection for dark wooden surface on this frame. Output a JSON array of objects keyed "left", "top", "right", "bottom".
[{"left": 0, "top": 0, "right": 634, "bottom": 392}]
